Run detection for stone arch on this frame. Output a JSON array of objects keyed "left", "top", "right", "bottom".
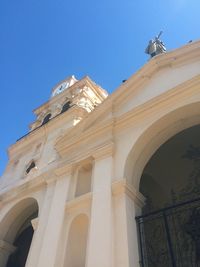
[
  {"left": 124, "top": 101, "right": 200, "bottom": 191},
  {"left": 0, "top": 197, "right": 39, "bottom": 267},
  {"left": 60, "top": 101, "right": 71, "bottom": 114},
  {"left": 65, "top": 214, "right": 89, "bottom": 267}
]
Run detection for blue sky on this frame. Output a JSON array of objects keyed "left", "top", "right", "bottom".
[{"left": 0, "top": 0, "right": 200, "bottom": 175}]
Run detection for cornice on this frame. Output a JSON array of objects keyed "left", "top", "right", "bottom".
[
  {"left": 112, "top": 179, "right": 145, "bottom": 208},
  {"left": 56, "top": 118, "right": 114, "bottom": 157},
  {"left": 65, "top": 192, "right": 92, "bottom": 212},
  {"left": 8, "top": 127, "right": 46, "bottom": 158},
  {"left": 0, "top": 173, "right": 48, "bottom": 204},
  {"left": 33, "top": 76, "right": 107, "bottom": 115},
  {"left": 92, "top": 142, "right": 114, "bottom": 161},
  {"left": 43, "top": 106, "right": 87, "bottom": 132},
  {"left": 54, "top": 164, "right": 73, "bottom": 177},
  {"left": 0, "top": 162, "right": 74, "bottom": 204},
  {"left": 84, "top": 76, "right": 108, "bottom": 100},
  {"left": 8, "top": 106, "right": 87, "bottom": 158},
  {"left": 114, "top": 74, "right": 200, "bottom": 132}
]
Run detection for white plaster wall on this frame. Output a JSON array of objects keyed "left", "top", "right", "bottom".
[
  {"left": 33, "top": 120, "right": 75, "bottom": 171},
  {"left": 0, "top": 141, "right": 44, "bottom": 186},
  {"left": 115, "top": 61, "right": 200, "bottom": 117}
]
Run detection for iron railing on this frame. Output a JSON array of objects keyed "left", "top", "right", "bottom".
[{"left": 136, "top": 197, "right": 200, "bottom": 267}]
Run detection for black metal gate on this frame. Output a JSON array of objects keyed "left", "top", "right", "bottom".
[{"left": 136, "top": 197, "right": 200, "bottom": 267}]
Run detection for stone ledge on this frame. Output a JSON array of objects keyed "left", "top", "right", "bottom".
[
  {"left": 65, "top": 192, "right": 92, "bottom": 212},
  {"left": 112, "top": 179, "right": 145, "bottom": 208}
]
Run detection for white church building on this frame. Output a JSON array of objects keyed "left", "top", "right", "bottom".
[{"left": 1, "top": 40, "right": 200, "bottom": 267}]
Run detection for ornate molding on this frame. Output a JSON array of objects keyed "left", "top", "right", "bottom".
[
  {"left": 112, "top": 179, "right": 145, "bottom": 208},
  {"left": 65, "top": 192, "right": 92, "bottom": 212},
  {"left": 92, "top": 142, "right": 114, "bottom": 161},
  {"left": 54, "top": 164, "right": 73, "bottom": 177},
  {"left": 0, "top": 175, "right": 47, "bottom": 204},
  {"left": 115, "top": 74, "right": 200, "bottom": 132},
  {"left": 56, "top": 118, "right": 114, "bottom": 157}
]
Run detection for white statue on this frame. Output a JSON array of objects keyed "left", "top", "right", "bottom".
[{"left": 145, "top": 31, "right": 166, "bottom": 58}]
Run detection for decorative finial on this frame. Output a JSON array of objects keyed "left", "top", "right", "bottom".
[{"left": 145, "top": 31, "right": 166, "bottom": 58}]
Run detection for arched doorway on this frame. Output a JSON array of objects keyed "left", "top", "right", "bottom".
[
  {"left": 0, "top": 198, "right": 39, "bottom": 267},
  {"left": 137, "top": 125, "right": 200, "bottom": 267}
]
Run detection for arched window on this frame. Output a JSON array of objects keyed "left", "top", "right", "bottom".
[
  {"left": 26, "top": 161, "right": 36, "bottom": 174},
  {"left": 42, "top": 113, "right": 51, "bottom": 125},
  {"left": 61, "top": 101, "right": 71, "bottom": 114}
]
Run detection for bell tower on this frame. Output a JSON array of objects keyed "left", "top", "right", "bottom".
[
  {"left": 30, "top": 75, "right": 108, "bottom": 131},
  {"left": 1, "top": 74, "right": 108, "bottom": 186},
  {"left": 0, "top": 74, "right": 108, "bottom": 267}
]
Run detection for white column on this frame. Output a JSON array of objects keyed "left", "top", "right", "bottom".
[
  {"left": 0, "top": 240, "right": 16, "bottom": 267},
  {"left": 87, "top": 146, "right": 113, "bottom": 267},
  {"left": 112, "top": 180, "right": 145, "bottom": 267},
  {"left": 36, "top": 167, "right": 71, "bottom": 267},
  {"left": 25, "top": 180, "right": 55, "bottom": 267}
]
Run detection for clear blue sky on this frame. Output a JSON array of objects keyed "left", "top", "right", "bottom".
[{"left": 0, "top": 0, "right": 199, "bottom": 175}]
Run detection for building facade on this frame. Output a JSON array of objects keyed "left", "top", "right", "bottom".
[{"left": 1, "top": 40, "right": 200, "bottom": 267}]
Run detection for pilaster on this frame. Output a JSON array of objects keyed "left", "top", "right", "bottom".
[
  {"left": 87, "top": 144, "right": 114, "bottom": 267},
  {"left": 36, "top": 165, "right": 72, "bottom": 267},
  {"left": 112, "top": 180, "right": 145, "bottom": 267},
  {"left": 25, "top": 177, "right": 55, "bottom": 267}
]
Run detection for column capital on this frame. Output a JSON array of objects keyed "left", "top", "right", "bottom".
[
  {"left": 44, "top": 164, "right": 73, "bottom": 185},
  {"left": 0, "top": 240, "right": 16, "bottom": 254},
  {"left": 92, "top": 142, "right": 114, "bottom": 161},
  {"left": 112, "top": 179, "right": 145, "bottom": 208},
  {"left": 54, "top": 164, "right": 73, "bottom": 177}
]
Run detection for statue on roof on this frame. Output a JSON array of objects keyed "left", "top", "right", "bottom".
[{"left": 145, "top": 31, "right": 166, "bottom": 58}]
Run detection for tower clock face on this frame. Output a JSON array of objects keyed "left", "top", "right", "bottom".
[{"left": 52, "top": 82, "right": 69, "bottom": 97}]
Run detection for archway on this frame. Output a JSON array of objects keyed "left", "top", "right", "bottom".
[
  {"left": 138, "top": 125, "right": 200, "bottom": 267},
  {"left": 0, "top": 198, "right": 39, "bottom": 267},
  {"left": 124, "top": 102, "right": 200, "bottom": 190}
]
